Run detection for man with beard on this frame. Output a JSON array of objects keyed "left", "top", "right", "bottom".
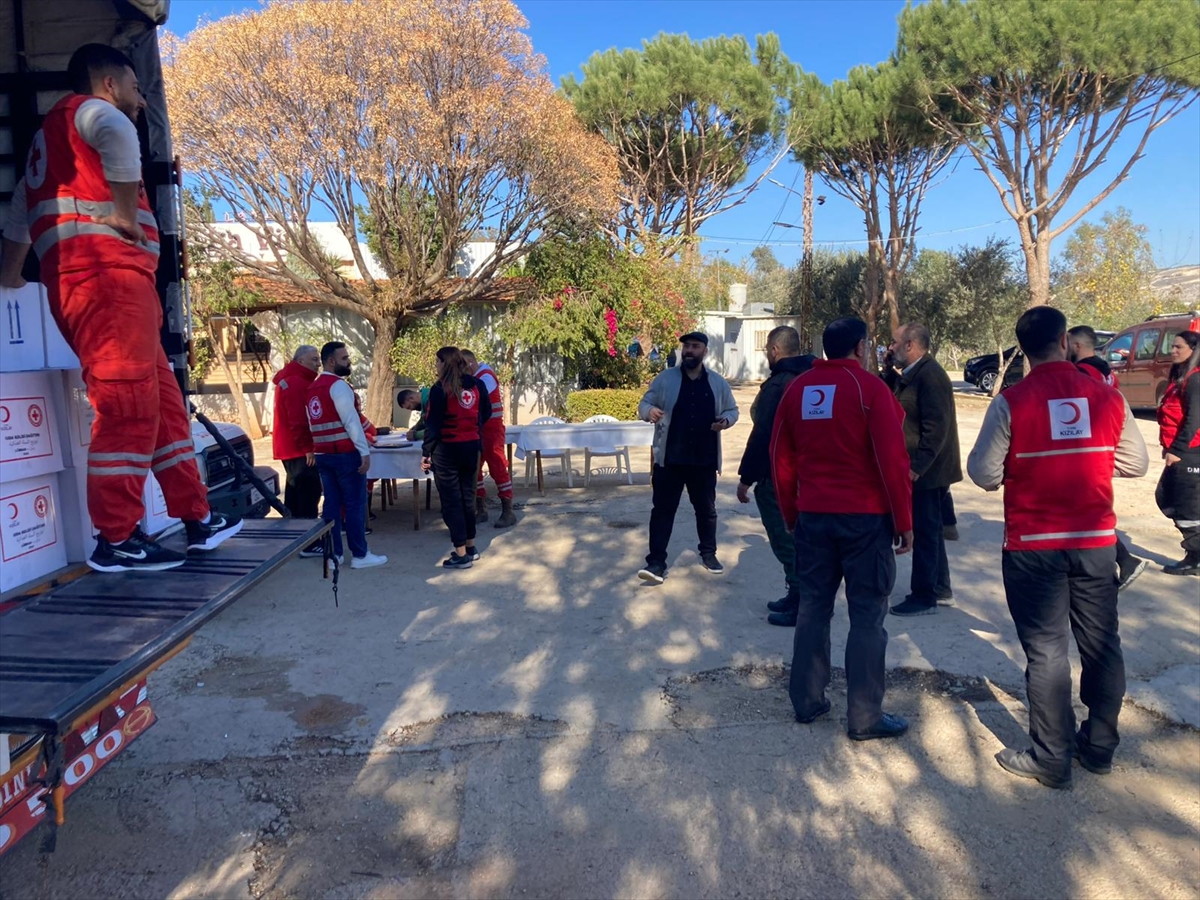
[
  {"left": 637, "top": 332, "right": 739, "bottom": 584},
  {"left": 736, "top": 325, "right": 814, "bottom": 625},
  {"left": 1068, "top": 325, "right": 1147, "bottom": 591},
  {"left": 306, "top": 342, "right": 387, "bottom": 569}
]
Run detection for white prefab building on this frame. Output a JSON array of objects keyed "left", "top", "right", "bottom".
[{"left": 698, "top": 311, "right": 806, "bottom": 382}]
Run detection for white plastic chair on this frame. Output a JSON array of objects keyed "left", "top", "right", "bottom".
[
  {"left": 582, "top": 414, "right": 633, "bottom": 486},
  {"left": 523, "top": 416, "right": 574, "bottom": 488}
]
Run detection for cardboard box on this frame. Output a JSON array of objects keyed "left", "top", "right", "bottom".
[
  {"left": 58, "top": 463, "right": 95, "bottom": 564},
  {"left": 0, "top": 474, "right": 67, "bottom": 593},
  {"left": 0, "top": 370, "right": 64, "bottom": 483},
  {"left": 0, "top": 283, "right": 46, "bottom": 372},
  {"left": 41, "top": 285, "right": 80, "bottom": 369}
]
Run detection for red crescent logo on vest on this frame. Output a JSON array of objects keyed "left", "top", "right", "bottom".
[
  {"left": 811, "top": 389, "right": 826, "bottom": 406},
  {"left": 307, "top": 397, "right": 323, "bottom": 420},
  {"left": 25, "top": 130, "right": 48, "bottom": 189},
  {"left": 1059, "top": 401, "right": 1082, "bottom": 425}
]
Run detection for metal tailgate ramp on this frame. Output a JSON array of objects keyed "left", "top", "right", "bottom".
[{"left": 0, "top": 518, "right": 330, "bottom": 735}]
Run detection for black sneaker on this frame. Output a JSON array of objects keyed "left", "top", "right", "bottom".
[
  {"left": 88, "top": 530, "right": 186, "bottom": 573},
  {"left": 943, "top": 524, "right": 960, "bottom": 541},
  {"left": 767, "top": 592, "right": 799, "bottom": 613},
  {"left": 637, "top": 563, "right": 666, "bottom": 585},
  {"left": 700, "top": 553, "right": 724, "bottom": 574},
  {"left": 443, "top": 552, "right": 473, "bottom": 570},
  {"left": 890, "top": 598, "right": 937, "bottom": 617},
  {"left": 185, "top": 513, "right": 244, "bottom": 552},
  {"left": 298, "top": 541, "right": 324, "bottom": 559},
  {"left": 466, "top": 547, "right": 481, "bottom": 561},
  {"left": 1117, "top": 557, "right": 1147, "bottom": 592}
]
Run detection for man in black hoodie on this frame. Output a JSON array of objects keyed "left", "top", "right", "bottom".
[
  {"left": 737, "top": 325, "right": 815, "bottom": 626},
  {"left": 1069, "top": 325, "right": 1148, "bottom": 591}
]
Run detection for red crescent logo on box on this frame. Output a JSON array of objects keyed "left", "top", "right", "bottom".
[
  {"left": 33, "top": 495, "right": 48, "bottom": 518},
  {"left": 0, "top": 405, "right": 9, "bottom": 424},
  {"left": 307, "top": 397, "right": 323, "bottom": 421},
  {"left": 27, "top": 404, "right": 43, "bottom": 428}
]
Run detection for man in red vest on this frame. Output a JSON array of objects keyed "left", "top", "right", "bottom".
[
  {"left": 0, "top": 44, "right": 240, "bottom": 572},
  {"left": 969, "top": 307, "right": 1148, "bottom": 789},
  {"left": 771, "top": 317, "right": 914, "bottom": 742},
  {"left": 461, "top": 350, "right": 516, "bottom": 528},
  {"left": 306, "top": 342, "right": 386, "bottom": 569},
  {"left": 272, "top": 344, "right": 323, "bottom": 556}
]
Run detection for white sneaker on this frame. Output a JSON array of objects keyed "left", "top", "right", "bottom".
[{"left": 351, "top": 552, "right": 388, "bottom": 569}]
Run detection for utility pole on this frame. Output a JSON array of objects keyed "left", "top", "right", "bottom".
[{"left": 801, "top": 168, "right": 814, "bottom": 352}]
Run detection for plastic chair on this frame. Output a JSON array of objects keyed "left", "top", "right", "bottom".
[
  {"left": 582, "top": 415, "right": 633, "bottom": 486},
  {"left": 523, "top": 416, "right": 574, "bottom": 488}
]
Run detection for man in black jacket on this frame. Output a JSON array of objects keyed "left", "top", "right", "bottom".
[
  {"left": 736, "top": 325, "right": 815, "bottom": 625},
  {"left": 883, "top": 323, "right": 962, "bottom": 616}
]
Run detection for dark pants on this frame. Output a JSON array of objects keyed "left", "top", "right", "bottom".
[
  {"left": 1002, "top": 547, "right": 1125, "bottom": 776},
  {"left": 910, "top": 486, "right": 952, "bottom": 604},
  {"left": 316, "top": 452, "right": 368, "bottom": 559},
  {"left": 432, "top": 440, "right": 480, "bottom": 547},
  {"left": 941, "top": 490, "right": 956, "bottom": 526},
  {"left": 282, "top": 456, "right": 322, "bottom": 519},
  {"left": 646, "top": 464, "right": 717, "bottom": 567},
  {"left": 755, "top": 478, "right": 799, "bottom": 593},
  {"left": 790, "top": 513, "right": 895, "bottom": 731}
]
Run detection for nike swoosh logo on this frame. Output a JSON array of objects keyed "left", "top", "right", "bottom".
[{"left": 113, "top": 549, "right": 148, "bottom": 560}]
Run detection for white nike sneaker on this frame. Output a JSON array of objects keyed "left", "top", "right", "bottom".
[{"left": 351, "top": 551, "right": 388, "bottom": 569}]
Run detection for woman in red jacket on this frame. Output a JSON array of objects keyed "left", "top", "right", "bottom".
[
  {"left": 421, "top": 347, "right": 491, "bottom": 569},
  {"left": 1157, "top": 330, "right": 1200, "bottom": 576}
]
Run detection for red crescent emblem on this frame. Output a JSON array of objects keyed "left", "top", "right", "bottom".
[
  {"left": 7, "top": 503, "right": 18, "bottom": 520},
  {"left": 0, "top": 405, "right": 10, "bottom": 424},
  {"left": 1060, "top": 401, "right": 1081, "bottom": 425},
  {"left": 811, "top": 389, "right": 826, "bottom": 406}
]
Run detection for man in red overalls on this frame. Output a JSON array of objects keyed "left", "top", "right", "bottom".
[
  {"left": 461, "top": 350, "right": 516, "bottom": 527},
  {"left": 0, "top": 44, "right": 240, "bottom": 572}
]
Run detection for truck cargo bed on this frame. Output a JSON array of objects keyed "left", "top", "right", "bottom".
[{"left": 0, "top": 518, "right": 329, "bottom": 734}]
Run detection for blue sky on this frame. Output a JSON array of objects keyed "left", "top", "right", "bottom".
[{"left": 166, "top": 0, "right": 1200, "bottom": 270}]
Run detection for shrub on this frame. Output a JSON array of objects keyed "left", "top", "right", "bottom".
[{"left": 564, "top": 389, "right": 643, "bottom": 422}]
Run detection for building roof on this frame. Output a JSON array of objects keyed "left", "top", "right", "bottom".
[{"left": 230, "top": 275, "right": 537, "bottom": 312}]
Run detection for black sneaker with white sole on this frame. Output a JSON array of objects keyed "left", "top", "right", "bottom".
[
  {"left": 88, "top": 530, "right": 187, "bottom": 573},
  {"left": 443, "top": 552, "right": 473, "bottom": 569},
  {"left": 298, "top": 540, "right": 325, "bottom": 559},
  {"left": 637, "top": 563, "right": 667, "bottom": 584},
  {"left": 185, "top": 513, "right": 244, "bottom": 552},
  {"left": 700, "top": 553, "right": 724, "bottom": 574}
]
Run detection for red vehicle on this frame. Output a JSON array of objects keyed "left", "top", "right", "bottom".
[{"left": 1105, "top": 312, "right": 1200, "bottom": 409}]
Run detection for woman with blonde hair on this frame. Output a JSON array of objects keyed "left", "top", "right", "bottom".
[
  {"left": 421, "top": 346, "right": 491, "bottom": 568},
  {"left": 1157, "top": 330, "right": 1200, "bottom": 576}
]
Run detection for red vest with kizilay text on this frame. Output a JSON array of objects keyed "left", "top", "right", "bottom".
[
  {"left": 24, "top": 94, "right": 160, "bottom": 278},
  {"left": 1002, "top": 360, "right": 1127, "bottom": 551},
  {"left": 306, "top": 373, "right": 361, "bottom": 455},
  {"left": 442, "top": 383, "right": 482, "bottom": 442},
  {"left": 476, "top": 364, "right": 504, "bottom": 420}
]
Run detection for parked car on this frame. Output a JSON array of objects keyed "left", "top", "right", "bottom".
[
  {"left": 964, "top": 331, "right": 1115, "bottom": 393},
  {"left": 1106, "top": 312, "right": 1200, "bottom": 409},
  {"left": 192, "top": 420, "right": 279, "bottom": 519}
]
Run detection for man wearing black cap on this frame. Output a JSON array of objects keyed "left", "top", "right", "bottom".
[{"left": 636, "top": 332, "right": 739, "bottom": 584}]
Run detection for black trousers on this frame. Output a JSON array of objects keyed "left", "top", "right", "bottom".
[
  {"left": 431, "top": 440, "right": 481, "bottom": 547},
  {"left": 790, "top": 512, "right": 895, "bottom": 731},
  {"left": 282, "top": 456, "right": 322, "bottom": 519},
  {"left": 1002, "top": 547, "right": 1125, "bottom": 775},
  {"left": 646, "top": 464, "right": 717, "bottom": 567},
  {"left": 940, "top": 490, "right": 956, "bottom": 526},
  {"left": 910, "top": 486, "right": 952, "bottom": 604}
]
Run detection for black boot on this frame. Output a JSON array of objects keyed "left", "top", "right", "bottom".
[
  {"left": 1165, "top": 526, "right": 1200, "bottom": 576},
  {"left": 475, "top": 495, "right": 489, "bottom": 523},
  {"left": 495, "top": 497, "right": 517, "bottom": 528},
  {"left": 767, "top": 587, "right": 799, "bottom": 613}
]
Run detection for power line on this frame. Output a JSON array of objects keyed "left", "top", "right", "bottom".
[{"left": 700, "top": 217, "right": 1013, "bottom": 248}]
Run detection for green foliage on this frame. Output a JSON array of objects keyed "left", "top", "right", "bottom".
[
  {"left": 500, "top": 234, "right": 697, "bottom": 389},
  {"left": 389, "top": 310, "right": 488, "bottom": 386},
  {"left": 900, "top": 239, "right": 1027, "bottom": 357},
  {"left": 564, "top": 389, "right": 644, "bottom": 423},
  {"left": 562, "top": 32, "right": 798, "bottom": 252},
  {"left": 751, "top": 246, "right": 782, "bottom": 275},
  {"left": 1054, "top": 208, "right": 1161, "bottom": 331}
]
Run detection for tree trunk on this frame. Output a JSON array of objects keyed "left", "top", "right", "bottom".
[
  {"left": 1020, "top": 227, "right": 1053, "bottom": 307},
  {"left": 206, "top": 321, "right": 257, "bottom": 437},
  {"left": 363, "top": 316, "right": 398, "bottom": 426},
  {"left": 882, "top": 267, "right": 901, "bottom": 336},
  {"left": 800, "top": 168, "right": 814, "bottom": 350}
]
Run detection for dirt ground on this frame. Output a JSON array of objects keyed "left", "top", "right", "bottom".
[{"left": 1, "top": 383, "right": 1197, "bottom": 900}]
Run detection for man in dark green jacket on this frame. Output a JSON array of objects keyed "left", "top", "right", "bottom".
[
  {"left": 736, "top": 325, "right": 815, "bottom": 626},
  {"left": 883, "top": 323, "right": 963, "bottom": 616}
]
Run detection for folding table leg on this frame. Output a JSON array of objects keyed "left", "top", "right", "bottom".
[
  {"left": 412, "top": 479, "right": 421, "bottom": 530},
  {"left": 536, "top": 451, "right": 545, "bottom": 495}
]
